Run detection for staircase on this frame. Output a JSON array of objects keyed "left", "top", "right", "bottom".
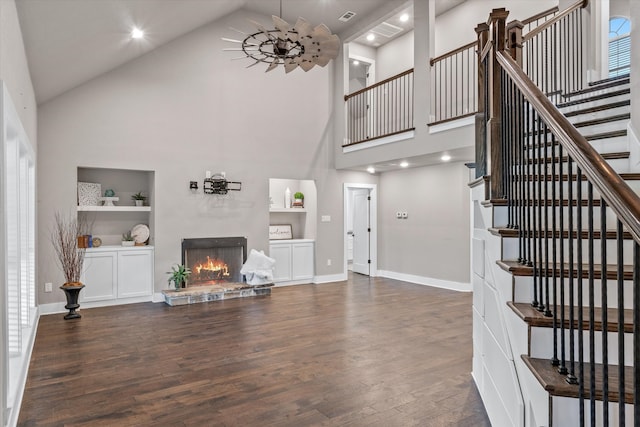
[
  {"left": 470, "top": 5, "right": 640, "bottom": 426},
  {"left": 486, "top": 74, "right": 635, "bottom": 425}
]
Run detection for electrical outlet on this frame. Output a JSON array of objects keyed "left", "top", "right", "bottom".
[
  {"left": 44, "top": 282, "right": 52, "bottom": 292},
  {"left": 401, "top": 212, "right": 408, "bottom": 219},
  {"left": 321, "top": 215, "right": 331, "bottom": 222},
  {"left": 327, "top": 259, "right": 332, "bottom": 266}
]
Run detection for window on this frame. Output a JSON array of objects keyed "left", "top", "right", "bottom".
[{"left": 609, "top": 17, "right": 630, "bottom": 77}]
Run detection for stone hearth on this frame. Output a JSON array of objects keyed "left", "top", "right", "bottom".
[{"left": 162, "top": 282, "right": 272, "bottom": 306}]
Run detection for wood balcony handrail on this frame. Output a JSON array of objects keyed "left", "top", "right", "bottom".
[
  {"left": 523, "top": 0, "right": 589, "bottom": 42},
  {"left": 344, "top": 68, "right": 414, "bottom": 101},
  {"left": 521, "top": 6, "right": 559, "bottom": 25},
  {"left": 429, "top": 41, "right": 476, "bottom": 66},
  {"left": 496, "top": 50, "right": 640, "bottom": 243},
  {"left": 479, "top": 40, "right": 493, "bottom": 63}
]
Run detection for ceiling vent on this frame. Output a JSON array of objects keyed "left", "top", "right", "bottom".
[
  {"left": 371, "top": 22, "right": 403, "bottom": 38},
  {"left": 339, "top": 11, "right": 357, "bottom": 22}
]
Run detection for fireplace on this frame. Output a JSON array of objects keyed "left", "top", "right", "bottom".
[{"left": 181, "top": 237, "right": 247, "bottom": 286}]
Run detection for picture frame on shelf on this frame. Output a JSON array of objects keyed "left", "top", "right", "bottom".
[{"left": 269, "top": 224, "right": 293, "bottom": 240}]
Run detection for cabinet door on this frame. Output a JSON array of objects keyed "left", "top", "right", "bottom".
[
  {"left": 117, "top": 249, "right": 153, "bottom": 298},
  {"left": 81, "top": 252, "right": 117, "bottom": 302},
  {"left": 292, "top": 242, "right": 314, "bottom": 280},
  {"left": 269, "top": 244, "right": 292, "bottom": 282}
]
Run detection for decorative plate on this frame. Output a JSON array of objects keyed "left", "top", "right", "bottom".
[{"left": 131, "top": 224, "right": 150, "bottom": 244}]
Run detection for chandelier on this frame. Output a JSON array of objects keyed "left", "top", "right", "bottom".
[{"left": 223, "top": 2, "right": 340, "bottom": 73}]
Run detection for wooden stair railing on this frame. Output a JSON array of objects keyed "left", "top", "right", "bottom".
[{"left": 479, "top": 5, "right": 639, "bottom": 424}]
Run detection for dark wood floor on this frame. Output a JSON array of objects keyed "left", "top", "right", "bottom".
[{"left": 18, "top": 274, "right": 490, "bottom": 426}]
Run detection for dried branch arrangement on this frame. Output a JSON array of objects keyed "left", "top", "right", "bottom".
[{"left": 51, "top": 212, "right": 88, "bottom": 286}]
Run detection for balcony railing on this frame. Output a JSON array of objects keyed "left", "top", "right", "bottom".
[{"left": 343, "top": 69, "right": 414, "bottom": 147}]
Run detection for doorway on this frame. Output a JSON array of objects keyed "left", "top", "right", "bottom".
[{"left": 344, "top": 183, "right": 377, "bottom": 277}]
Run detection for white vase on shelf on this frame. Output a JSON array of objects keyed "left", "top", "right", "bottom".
[{"left": 284, "top": 187, "right": 291, "bottom": 208}]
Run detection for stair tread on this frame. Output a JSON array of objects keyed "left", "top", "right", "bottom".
[
  {"left": 522, "top": 355, "right": 633, "bottom": 403},
  {"left": 516, "top": 173, "right": 640, "bottom": 181},
  {"left": 525, "top": 130, "right": 627, "bottom": 148},
  {"left": 556, "top": 88, "right": 630, "bottom": 108},
  {"left": 484, "top": 198, "right": 602, "bottom": 207},
  {"left": 497, "top": 260, "right": 633, "bottom": 280},
  {"left": 588, "top": 73, "right": 630, "bottom": 87},
  {"left": 564, "top": 100, "right": 630, "bottom": 118},
  {"left": 489, "top": 227, "right": 633, "bottom": 240},
  {"left": 508, "top": 302, "right": 632, "bottom": 332},
  {"left": 564, "top": 79, "right": 630, "bottom": 98}
]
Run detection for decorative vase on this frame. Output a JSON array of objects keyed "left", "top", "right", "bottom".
[
  {"left": 135, "top": 200, "right": 143, "bottom": 207},
  {"left": 284, "top": 187, "right": 291, "bottom": 208},
  {"left": 122, "top": 240, "right": 135, "bottom": 247},
  {"left": 60, "top": 283, "right": 85, "bottom": 320}
]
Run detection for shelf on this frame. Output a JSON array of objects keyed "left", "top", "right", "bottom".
[
  {"left": 269, "top": 208, "right": 307, "bottom": 213},
  {"left": 86, "top": 245, "right": 154, "bottom": 253},
  {"left": 77, "top": 206, "right": 151, "bottom": 212}
]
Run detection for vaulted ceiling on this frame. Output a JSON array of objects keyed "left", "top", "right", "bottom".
[{"left": 16, "top": 0, "right": 465, "bottom": 104}]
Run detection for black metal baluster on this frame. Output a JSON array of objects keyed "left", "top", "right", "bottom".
[
  {"left": 587, "top": 182, "right": 595, "bottom": 426},
  {"left": 558, "top": 143, "right": 568, "bottom": 375},
  {"left": 577, "top": 167, "right": 585, "bottom": 425},
  {"left": 551, "top": 131, "right": 558, "bottom": 368},
  {"left": 531, "top": 108, "right": 539, "bottom": 308},
  {"left": 544, "top": 123, "right": 551, "bottom": 317},
  {"left": 525, "top": 99, "right": 532, "bottom": 266},
  {"left": 567, "top": 157, "right": 578, "bottom": 384},
  {"left": 537, "top": 110, "right": 545, "bottom": 312},
  {"left": 600, "top": 199, "right": 608, "bottom": 427},
  {"left": 616, "top": 220, "right": 625, "bottom": 426},
  {"left": 518, "top": 90, "right": 525, "bottom": 263}
]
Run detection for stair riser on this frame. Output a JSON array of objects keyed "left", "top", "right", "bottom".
[
  {"left": 531, "top": 328, "right": 633, "bottom": 366},
  {"left": 524, "top": 135, "right": 629, "bottom": 156},
  {"left": 553, "top": 396, "right": 634, "bottom": 427},
  {"left": 493, "top": 204, "right": 634, "bottom": 229},
  {"left": 567, "top": 104, "right": 631, "bottom": 122},
  {"left": 502, "top": 236, "right": 635, "bottom": 265},
  {"left": 562, "top": 83, "right": 630, "bottom": 102},
  {"left": 516, "top": 157, "right": 631, "bottom": 174},
  {"left": 513, "top": 276, "right": 634, "bottom": 310}
]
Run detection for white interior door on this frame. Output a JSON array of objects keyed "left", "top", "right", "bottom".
[{"left": 352, "top": 188, "right": 370, "bottom": 275}]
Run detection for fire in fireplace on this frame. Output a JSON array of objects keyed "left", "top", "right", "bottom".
[{"left": 182, "top": 237, "right": 247, "bottom": 286}]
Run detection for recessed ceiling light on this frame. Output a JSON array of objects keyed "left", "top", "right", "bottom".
[
  {"left": 441, "top": 154, "right": 451, "bottom": 162},
  {"left": 353, "top": 60, "right": 360, "bottom": 65},
  {"left": 400, "top": 13, "right": 409, "bottom": 22},
  {"left": 131, "top": 27, "right": 144, "bottom": 39},
  {"left": 400, "top": 161, "right": 409, "bottom": 168},
  {"left": 367, "top": 166, "right": 376, "bottom": 174},
  {"left": 366, "top": 33, "right": 375, "bottom": 42}
]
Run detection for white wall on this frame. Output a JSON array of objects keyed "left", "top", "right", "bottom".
[
  {"left": 376, "top": 30, "right": 414, "bottom": 81},
  {"left": 36, "top": 8, "right": 376, "bottom": 305},
  {"left": 0, "top": 0, "right": 37, "bottom": 145},
  {"left": 610, "top": 0, "right": 630, "bottom": 18},
  {"left": 435, "top": 0, "right": 558, "bottom": 56},
  {"left": 378, "top": 161, "right": 470, "bottom": 284}
]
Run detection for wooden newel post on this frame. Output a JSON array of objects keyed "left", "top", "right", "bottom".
[
  {"left": 474, "top": 23, "right": 490, "bottom": 180},
  {"left": 488, "top": 8, "right": 509, "bottom": 200},
  {"left": 507, "top": 20, "right": 524, "bottom": 67}
]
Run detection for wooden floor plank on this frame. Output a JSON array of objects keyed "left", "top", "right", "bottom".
[{"left": 18, "top": 274, "right": 490, "bottom": 426}]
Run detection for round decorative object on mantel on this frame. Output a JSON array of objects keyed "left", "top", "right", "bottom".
[{"left": 92, "top": 237, "right": 102, "bottom": 248}]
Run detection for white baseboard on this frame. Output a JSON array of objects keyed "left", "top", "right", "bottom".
[
  {"left": 39, "top": 296, "right": 155, "bottom": 316},
  {"left": 628, "top": 122, "right": 639, "bottom": 169},
  {"left": 152, "top": 293, "right": 165, "bottom": 303},
  {"left": 377, "top": 270, "right": 471, "bottom": 292},
  {"left": 313, "top": 273, "right": 348, "bottom": 284}
]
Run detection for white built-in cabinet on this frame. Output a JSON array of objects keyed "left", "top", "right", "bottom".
[
  {"left": 81, "top": 246, "right": 154, "bottom": 305},
  {"left": 269, "top": 240, "right": 314, "bottom": 285},
  {"left": 268, "top": 178, "right": 317, "bottom": 285}
]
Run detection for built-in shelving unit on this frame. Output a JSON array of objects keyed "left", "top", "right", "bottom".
[
  {"left": 268, "top": 178, "right": 317, "bottom": 285},
  {"left": 77, "top": 167, "right": 155, "bottom": 246}
]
